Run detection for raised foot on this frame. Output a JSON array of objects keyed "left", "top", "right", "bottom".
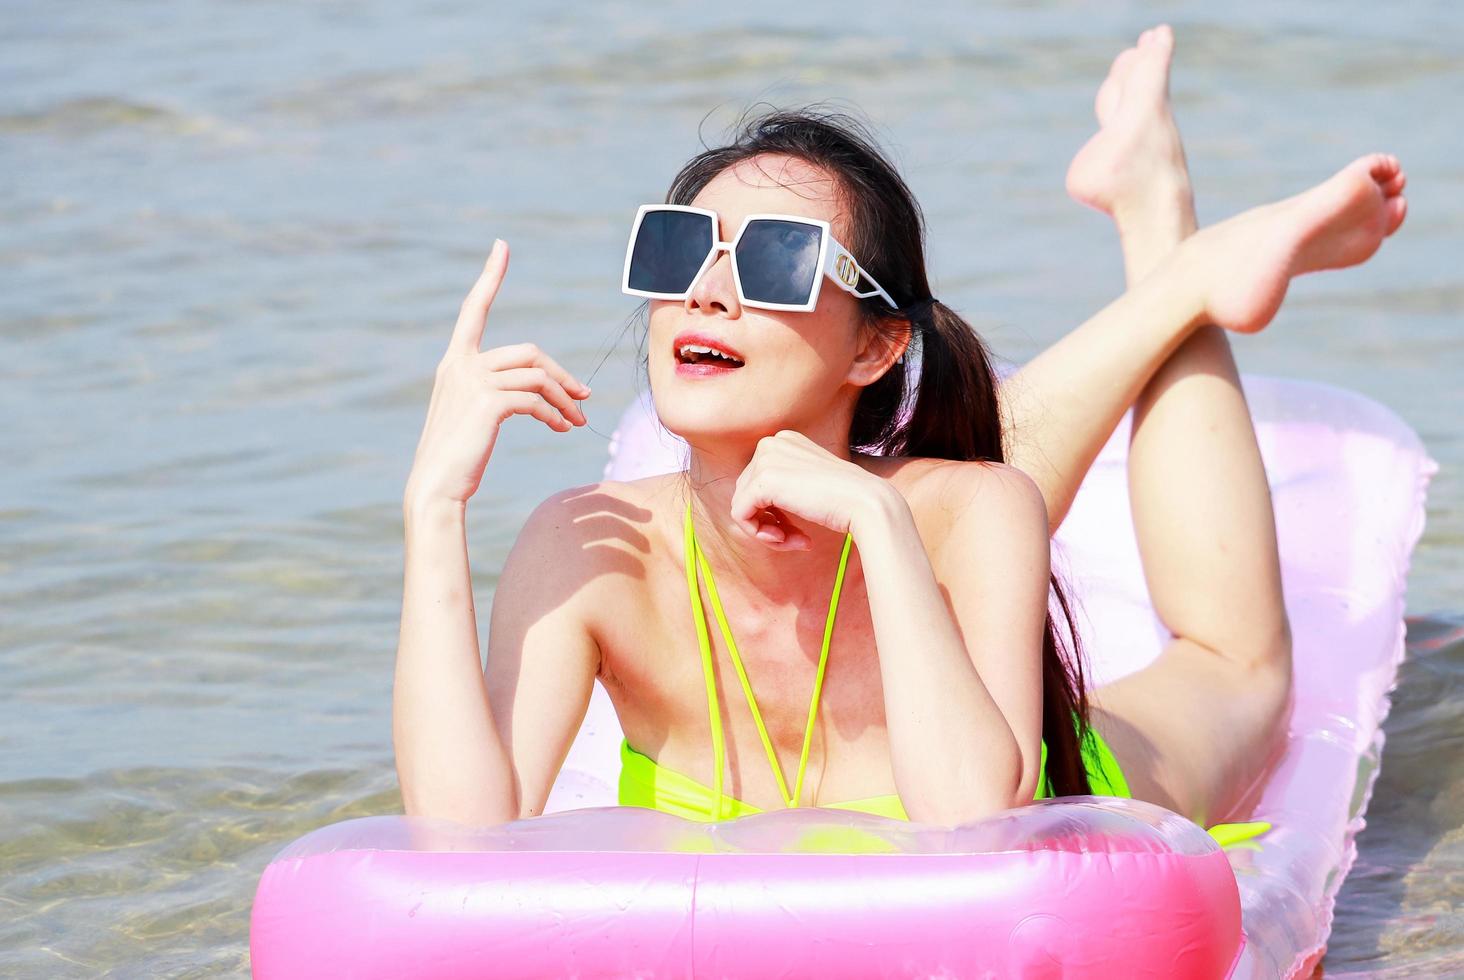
[
  {"left": 1199, "top": 154, "right": 1409, "bottom": 334},
  {"left": 1065, "top": 24, "right": 1192, "bottom": 221}
]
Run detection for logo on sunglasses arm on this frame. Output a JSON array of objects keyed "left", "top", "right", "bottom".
[{"left": 835, "top": 254, "right": 860, "bottom": 288}]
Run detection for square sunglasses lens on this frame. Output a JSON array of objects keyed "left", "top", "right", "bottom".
[
  {"left": 627, "top": 210, "right": 714, "bottom": 295},
  {"left": 734, "top": 220, "right": 822, "bottom": 306}
]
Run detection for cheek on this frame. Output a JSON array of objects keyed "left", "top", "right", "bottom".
[
  {"left": 645, "top": 303, "right": 677, "bottom": 368},
  {"left": 800, "top": 306, "right": 864, "bottom": 374}
]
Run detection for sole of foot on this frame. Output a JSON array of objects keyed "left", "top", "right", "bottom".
[{"left": 1201, "top": 154, "right": 1408, "bottom": 334}]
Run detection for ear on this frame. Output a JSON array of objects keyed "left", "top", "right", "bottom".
[{"left": 847, "top": 317, "right": 913, "bottom": 388}]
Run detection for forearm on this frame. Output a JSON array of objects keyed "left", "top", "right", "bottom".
[
  {"left": 393, "top": 495, "right": 517, "bottom": 826},
  {"left": 853, "top": 494, "right": 1023, "bottom": 825},
  {"left": 1002, "top": 248, "right": 1208, "bottom": 533}
]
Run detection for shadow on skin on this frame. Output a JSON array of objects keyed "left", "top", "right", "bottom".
[
  {"left": 510, "top": 485, "right": 655, "bottom": 646},
  {"left": 404, "top": 488, "right": 655, "bottom": 848}
]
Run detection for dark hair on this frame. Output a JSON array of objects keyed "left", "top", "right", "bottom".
[{"left": 660, "top": 106, "right": 1094, "bottom": 796}]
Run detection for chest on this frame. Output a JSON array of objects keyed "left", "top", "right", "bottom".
[{"left": 592, "top": 549, "right": 894, "bottom": 802}]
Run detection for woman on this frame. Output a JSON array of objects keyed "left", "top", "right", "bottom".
[{"left": 393, "top": 26, "right": 1407, "bottom": 829}]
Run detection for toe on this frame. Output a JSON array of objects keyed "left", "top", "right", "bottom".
[
  {"left": 1365, "top": 153, "right": 1400, "bottom": 183},
  {"left": 1102, "top": 45, "right": 1138, "bottom": 88},
  {"left": 1130, "top": 33, "right": 1176, "bottom": 92},
  {"left": 1385, "top": 195, "right": 1408, "bottom": 236},
  {"left": 1098, "top": 47, "right": 1140, "bottom": 116}
]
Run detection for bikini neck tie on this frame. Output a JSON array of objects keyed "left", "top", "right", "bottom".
[{"left": 683, "top": 500, "right": 854, "bottom": 818}]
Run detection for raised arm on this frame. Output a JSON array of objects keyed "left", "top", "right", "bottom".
[
  {"left": 394, "top": 492, "right": 599, "bottom": 826},
  {"left": 393, "top": 240, "right": 597, "bottom": 826}
]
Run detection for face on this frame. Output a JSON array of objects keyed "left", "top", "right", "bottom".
[{"left": 646, "top": 154, "right": 896, "bottom": 450}]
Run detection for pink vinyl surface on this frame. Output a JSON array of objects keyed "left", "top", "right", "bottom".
[
  {"left": 251, "top": 375, "right": 1432, "bottom": 978},
  {"left": 252, "top": 801, "right": 1242, "bottom": 978}
]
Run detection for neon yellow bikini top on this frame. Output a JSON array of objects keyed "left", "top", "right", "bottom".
[
  {"left": 620, "top": 500, "right": 902, "bottom": 819},
  {"left": 617, "top": 501, "right": 1268, "bottom": 849}
]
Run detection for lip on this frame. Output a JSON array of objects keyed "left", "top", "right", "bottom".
[
  {"left": 671, "top": 330, "right": 746, "bottom": 365},
  {"left": 675, "top": 359, "right": 740, "bottom": 377}
]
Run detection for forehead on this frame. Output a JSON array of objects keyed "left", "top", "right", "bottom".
[{"left": 689, "top": 154, "right": 849, "bottom": 240}]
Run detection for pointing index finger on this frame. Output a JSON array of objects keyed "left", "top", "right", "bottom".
[{"left": 449, "top": 239, "right": 509, "bottom": 355}]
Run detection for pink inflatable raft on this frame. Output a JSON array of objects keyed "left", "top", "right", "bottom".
[{"left": 250, "top": 375, "right": 1433, "bottom": 979}]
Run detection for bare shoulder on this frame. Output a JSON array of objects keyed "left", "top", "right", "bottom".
[
  {"left": 497, "top": 472, "right": 682, "bottom": 621},
  {"left": 510, "top": 472, "right": 678, "bottom": 575},
  {"left": 866, "top": 456, "right": 1049, "bottom": 563},
  {"left": 902, "top": 460, "right": 1052, "bottom": 623}
]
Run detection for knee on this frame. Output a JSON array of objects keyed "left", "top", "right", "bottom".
[
  {"left": 1217, "top": 616, "right": 1292, "bottom": 732},
  {"left": 1244, "top": 619, "right": 1294, "bottom": 732},
  {"left": 1234, "top": 614, "right": 1293, "bottom": 678}
]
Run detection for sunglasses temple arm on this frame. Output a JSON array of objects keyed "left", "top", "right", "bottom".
[
  {"left": 851, "top": 283, "right": 897, "bottom": 304},
  {"left": 825, "top": 241, "right": 899, "bottom": 310},
  {"left": 842, "top": 276, "right": 900, "bottom": 311}
]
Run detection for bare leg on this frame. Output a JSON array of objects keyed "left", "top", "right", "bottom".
[
  {"left": 1001, "top": 27, "right": 1199, "bottom": 532},
  {"left": 1058, "top": 27, "right": 1408, "bottom": 823},
  {"left": 1001, "top": 25, "right": 1406, "bottom": 541},
  {"left": 1063, "top": 27, "right": 1290, "bottom": 824}
]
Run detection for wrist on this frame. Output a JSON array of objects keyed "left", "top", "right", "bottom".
[
  {"left": 403, "top": 490, "right": 466, "bottom": 530},
  {"left": 850, "top": 482, "right": 915, "bottom": 543}
]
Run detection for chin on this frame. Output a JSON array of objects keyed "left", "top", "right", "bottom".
[{"left": 650, "top": 373, "right": 784, "bottom": 448}]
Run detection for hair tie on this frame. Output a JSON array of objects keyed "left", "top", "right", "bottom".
[
  {"left": 900, "top": 297, "right": 939, "bottom": 327},
  {"left": 894, "top": 298, "right": 937, "bottom": 366}
]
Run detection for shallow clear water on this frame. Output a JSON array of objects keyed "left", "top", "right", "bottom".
[{"left": 2, "top": 1, "right": 1460, "bottom": 975}]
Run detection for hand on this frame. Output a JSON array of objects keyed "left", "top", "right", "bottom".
[
  {"left": 730, "top": 430, "right": 902, "bottom": 551},
  {"left": 404, "top": 240, "right": 591, "bottom": 507}
]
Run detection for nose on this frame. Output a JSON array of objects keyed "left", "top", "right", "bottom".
[{"left": 685, "top": 243, "right": 741, "bottom": 317}]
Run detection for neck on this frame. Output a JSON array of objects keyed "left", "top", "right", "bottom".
[{"left": 682, "top": 434, "right": 861, "bottom": 604}]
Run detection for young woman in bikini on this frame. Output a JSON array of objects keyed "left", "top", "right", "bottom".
[{"left": 393, "top": 26, "right": 1407, "bottom": 829}]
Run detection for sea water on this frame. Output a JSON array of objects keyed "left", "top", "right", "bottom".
[{"left": 2, "top": 1, "right": 1460, "bottom": 975}]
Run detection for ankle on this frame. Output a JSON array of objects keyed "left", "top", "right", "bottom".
[
  {"left": 1113, "top": 177, "right": 1197, "bottom": 244},
  {"left": 1148, "top": 238, "right": 1214, "bottom": 330},
  {"left": 1117, "top": 198, "right": 1200, "bottom": 287}
]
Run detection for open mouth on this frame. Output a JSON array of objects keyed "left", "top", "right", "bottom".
[{"left": 676, "top": 343, "right": 745, "bottom": 368}]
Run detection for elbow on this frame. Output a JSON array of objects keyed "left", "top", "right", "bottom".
[
  {"left": 905, "top": 753, "right": 1028, "bottom": 828},
  {"left": 399, "top": 780, "right": 521, "bottom": 830},
  {"left": 402, "top": 798, "right": 518, "bottom": 830},
  {"left": 906, "top": 788, "right": 1020, "bottom": 828}
]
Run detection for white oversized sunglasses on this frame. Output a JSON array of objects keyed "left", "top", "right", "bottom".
[{"left": 620, "top": 204, "right": 898, "bottom": 313}]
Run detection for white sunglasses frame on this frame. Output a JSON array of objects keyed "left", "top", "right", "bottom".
[{"left": 620, "top": 203, "right": 899, "bottom": 313}]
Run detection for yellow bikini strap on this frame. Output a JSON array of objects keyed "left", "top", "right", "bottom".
[
  {"left": 684, "top": 500, "right": 854, "bottom": 810},
  {"left": 684, "top": 501, "right": 727, "bottom": 817}
]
